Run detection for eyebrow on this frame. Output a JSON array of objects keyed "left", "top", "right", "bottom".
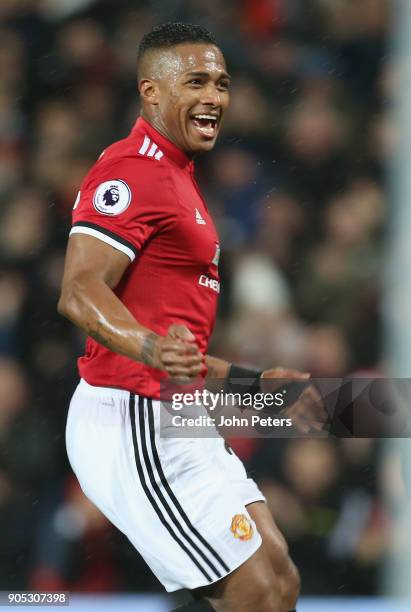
[{"left": 185, "top": 70, "right": 232, "bottom": 81}]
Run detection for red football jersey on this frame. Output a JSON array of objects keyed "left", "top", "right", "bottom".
[{"left": 71, "top": 117, "right": 220, "bottom": 398}]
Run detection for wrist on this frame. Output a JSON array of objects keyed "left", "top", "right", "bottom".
[
  {"left": 139, "top": 330, "right": 162, "bottom": 368},
  {"left": 225, "top": 364, "right": 263, "bottom": 395}
]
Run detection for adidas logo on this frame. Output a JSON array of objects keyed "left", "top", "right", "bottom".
[
  {"left": 138, "top": 136, "right": 164, "bottom": 160},
  {"left": 195, "top": 208, "right": 206, "bottom": 225}
]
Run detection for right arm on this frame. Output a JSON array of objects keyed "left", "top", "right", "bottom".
[{"left": 58, "top": 234, "right": 203, "bottom": 378}]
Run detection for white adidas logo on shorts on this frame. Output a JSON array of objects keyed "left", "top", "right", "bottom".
[{"left": 138, "top": 135, "right": 164, "bottom": 160}]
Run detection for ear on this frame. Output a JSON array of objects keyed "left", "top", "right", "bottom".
[{"left": 139, "top": 79, "right": 160, "bottom": 106}]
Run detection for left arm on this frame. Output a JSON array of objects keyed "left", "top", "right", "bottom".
[
  {"left": 205, "top": 355, "right": 230, "bottom": 379},
  {"left": 205, "top": 354, "right": 327, "bottom": 432},
  {"left": 204, "top": 355, "right": 230, "bottom": 393}
]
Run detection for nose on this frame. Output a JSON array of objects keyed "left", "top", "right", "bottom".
[{"left": 200, "top": 83, "right": 221, "bottom": 107}]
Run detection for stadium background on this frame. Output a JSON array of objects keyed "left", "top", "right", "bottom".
[{"left": 0, "top": 0, "right": 406, "bottom": 609}]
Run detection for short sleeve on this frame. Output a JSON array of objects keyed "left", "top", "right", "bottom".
[{"left": 70, "top": 157, "right": 175, "bottom": 261}]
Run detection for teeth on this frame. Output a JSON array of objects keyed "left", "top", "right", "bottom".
[{"left": 193, "top": 114, "right": 217, "bottom": 121}]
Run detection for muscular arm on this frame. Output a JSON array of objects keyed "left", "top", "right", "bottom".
[{"left": 58, "top": 234, "right": 202, "bottom": 377}]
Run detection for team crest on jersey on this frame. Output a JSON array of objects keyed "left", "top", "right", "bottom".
[
  {"left": 93, "top": 179, "right": 131, "bottom": 215},
  {"left": 230, "top": 514, "right": 254, "bottom": 541}
]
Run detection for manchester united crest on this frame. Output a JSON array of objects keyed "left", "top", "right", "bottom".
[{"left": 230, "top": 514, "right": 254, "bottom": 541}]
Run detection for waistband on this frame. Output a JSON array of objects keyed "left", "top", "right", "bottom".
[{"left": 78, "top": 378, "right": 134, "bottom": 400}]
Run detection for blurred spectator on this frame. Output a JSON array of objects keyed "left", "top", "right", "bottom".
[
  {"left": 0, "top": 270, "right": 27, "bottom": 356},
  {"left": 0, "top": 357, "right": 57, "bottom": 588},
  {"left": 0, "top": 187, "right": 50, "bottom": 263},
  {"left": 30, "top": 476, "right": 163, "bottom": 591},
  {"left": 296, "top": 177, "right": 384, "bottom": 367},
  {"left": 278, "top": 99, "right": 351, "bottom": 220},
  {"left": 256, "top": 189, "right": 305, "bottom": 273}
]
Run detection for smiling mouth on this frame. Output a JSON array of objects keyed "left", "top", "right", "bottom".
[{"left": 190, "top": 113, "right": 219, "bottom": 139}]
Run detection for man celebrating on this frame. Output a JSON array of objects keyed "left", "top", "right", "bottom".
[{"left": 59, "top": 22, "right": 323, "bottom": 611}]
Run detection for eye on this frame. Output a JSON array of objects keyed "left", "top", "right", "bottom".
[
  {"left": 217, "top": 80, "right": 230, "bottom": 91},
  {"left": 188, "top": 79, "right": 203, "bottom": 87}
]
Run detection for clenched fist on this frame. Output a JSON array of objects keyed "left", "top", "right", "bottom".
[{"left": 144, "top": 324, "right": 204, "bottom": 380}]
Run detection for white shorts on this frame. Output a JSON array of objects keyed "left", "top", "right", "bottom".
[{"left": 66, "top": 379, "right": 265, "bottom": 592}]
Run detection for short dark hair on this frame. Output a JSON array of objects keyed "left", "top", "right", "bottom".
[{"left": 137, "top": 22, "right": 218, "bottom": 65}]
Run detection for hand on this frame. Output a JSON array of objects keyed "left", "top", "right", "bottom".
[
  {"left": 261, "top": 366, "right": 310, "bottom": 386},
  {"left": 280, "top": 384, "right": 327, "bottom": 433},
  {"left": 153, "top": 324, "right": 204, "bottom": 380},
  {"left": 259, "top": 366, "right": 310, "bottom": 396},
  {"left": 260, "top": 367, "right": 327, "bottom": 433}
]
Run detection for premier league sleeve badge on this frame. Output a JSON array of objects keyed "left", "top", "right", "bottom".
[{"left": 93, "top": 179, "right": 132, "bottom": 215}]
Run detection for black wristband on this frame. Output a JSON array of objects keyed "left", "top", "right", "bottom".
[{"left": 225, "top": 364, "right": 263, "bottom": 396}]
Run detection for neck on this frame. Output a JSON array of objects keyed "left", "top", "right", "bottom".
[{"left": 140, "top": 110, "right": 195, "bottom": 160}]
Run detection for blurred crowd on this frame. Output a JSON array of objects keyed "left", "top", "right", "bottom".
[{"left": 0, "top": 0, "right": 406, "bottom": 601}]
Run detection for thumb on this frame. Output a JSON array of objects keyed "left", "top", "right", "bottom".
[{"left": 168, "top": 324, "right": 196, "bottom": 342}]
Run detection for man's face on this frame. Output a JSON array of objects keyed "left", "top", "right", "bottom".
[{"left": 141, "top": 43, "right": 230, "bottom": 156}]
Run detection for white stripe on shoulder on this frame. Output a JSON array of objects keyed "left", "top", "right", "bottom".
[
  {"left": 147, "top": 142, "right": 158, "bottom": 157},
  {"left": 138, "top": 135, "right": 164, "bottom": 161},
  {"left": 139, "top": 135, "right": 151, "bottom": 155},
  {"left": 69, "top": 226, "right": 136, "bottom": 262}
]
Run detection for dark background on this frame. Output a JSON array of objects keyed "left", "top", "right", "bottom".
[{"left": 0, "top": 0, "right": 401, "bottom": 599}]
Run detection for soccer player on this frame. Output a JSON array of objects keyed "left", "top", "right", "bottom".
[{"left": 59, "top": 22, "right": 324, "bottom": 611}]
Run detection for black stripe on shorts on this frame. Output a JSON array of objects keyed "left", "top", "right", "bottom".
[
  {"left": 146, "top": 398, "right": 230, "bottom": 574},
  {"left": 137, "top": 397, "right": 227, "bottom": 578},
  {"left": 129, "top": 394, "right": 216, "bottom": 582}
]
